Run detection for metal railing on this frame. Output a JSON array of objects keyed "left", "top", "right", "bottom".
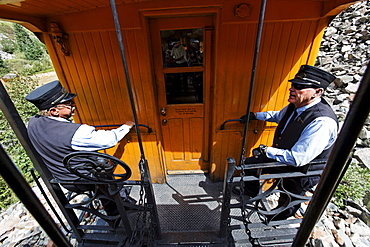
[{"left": 221, "top": 158, "right": 325, "bottom": 246}]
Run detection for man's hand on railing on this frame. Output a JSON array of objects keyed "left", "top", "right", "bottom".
[
  {"left": 252, "top": 144, "right": 267, "bottom": 159},
  {"left": 239, "top": 112, "right": 257, "bottom": 123}
]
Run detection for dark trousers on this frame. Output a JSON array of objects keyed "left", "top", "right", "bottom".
[
  {"left": 243, "top": 156, "right": 321, "bottom": 220},
  {"left": 63, "top": 184, "right": 119, "bottom": 216}
]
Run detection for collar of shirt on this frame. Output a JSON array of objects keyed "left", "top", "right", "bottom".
[
  {"left": 295, "top": 97, "right": 321, "bottom": 116},
  {"left": 47, "top": 116, "right": 72, "bottom": 123}
]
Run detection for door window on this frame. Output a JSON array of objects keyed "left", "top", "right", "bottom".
[
  {"left": 161, "top": 29, "right": 204, "bottom": 68},
  {"left": 164, "top": 72, "right": 203, "bottom": 104},
  {"left": 160, "top": 29, "right": 204, "bottom": 104}
]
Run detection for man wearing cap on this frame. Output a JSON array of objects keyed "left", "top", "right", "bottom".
[
  {"left": 170, "top": 40, "right": 188, "bottom": 67},
  {"left": 235, "top": 65, "right": 338, "bottom": 220},
  {"left": 26, "top": 80, "right": 135, "bottom": 215}
]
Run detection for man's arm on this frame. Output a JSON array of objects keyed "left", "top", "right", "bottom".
[
  {"left": 255, "top": 106, "right": 288, "bottom": 123},
  {"left": 266, "top": 117, "right": 338, "bottom": 166},
  {"left": 71, "top": 121, "right": 134, "bottom": 151}
]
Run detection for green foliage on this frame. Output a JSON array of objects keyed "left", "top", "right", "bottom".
[
  {"left": 0, "top": 77, "right": 39, "bottom": 210},
  {"left": 332, "top": 162, "right": 370, "bottom": 208},
  {"left": 5, "top": 55, "right": 52, "bottom": 76},
  {"left": 0, "top": 20, "right": 54, "bottom": 210},
  {"left": 0, "top": 56, "right": 9, "bottom": 76},
  {"left": 0, "top": 55, "right": 5, "bottom": 68},
  {"left": 0, "top": 21, "right": 53, "bottom": 76},
  {"left": 13, "top": 23, "right": 47, "bottom": 61},
  {"left": 0, "top": 21, "right": 16, "bottom": 54},
  {"left": 0, "top": 38, "right": 17, "bottom": 54}
]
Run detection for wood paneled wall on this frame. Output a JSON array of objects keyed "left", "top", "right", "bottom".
[
  {"left": 210, "top": 19, "right": 326, "bottom": 180},
  {"left": 44, "top": 25, "right": 165, "bottom": 182},
  {"left": 36, "top": 0, "right": 352, "bottom": 182}
]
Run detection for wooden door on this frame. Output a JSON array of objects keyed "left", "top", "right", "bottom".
[{"left": 150, "top": 16, "right": 213, "bottom": 174}]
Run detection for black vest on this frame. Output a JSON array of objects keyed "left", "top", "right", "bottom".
[
  {"left": 27, "top": 115, "right": 82, "bottom": 181},
  {"left": 273, "top": 99, "right": 338, "bottom": 160}
]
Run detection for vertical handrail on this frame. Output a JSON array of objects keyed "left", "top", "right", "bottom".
[
  {"left": 109, "top": 0, "right": 161, "bottom": 238},
  {"left": 239, "top": 0, "right": 268, "bottom": 164},
  {"left": 109, "top": 0, "right": 145, "bottom": 159},
  {"left": 292, "top": 62, "right": 370, "bottom": 246},
  {"left": 0, "top": 144, "right": 72, "bottom": 247}
]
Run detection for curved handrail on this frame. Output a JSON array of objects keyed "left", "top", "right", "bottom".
[
  {"left": 220, "top": 119, "right": 243, "bottom": 130},
  {"left": 94, "top": 124, "right": 153, "bottom": 133}
]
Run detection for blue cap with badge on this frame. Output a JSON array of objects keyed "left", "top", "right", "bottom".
[
  {"left": 26, "top": 80, "right": 76, "bottom": 110},
  {"left": 288, "top": 65, "right": 336, "bottom": 89}
]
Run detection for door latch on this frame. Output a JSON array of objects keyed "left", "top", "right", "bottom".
[{"left": 161, "top": 107, "right": 167, "bottom": 116}]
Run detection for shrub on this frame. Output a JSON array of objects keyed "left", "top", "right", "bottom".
[
  {"left": 0, "top": 38, "right": 16, "bottom": 54},
  {"left": 0, "top": 56, "right": 9, "bottom": 76},
  {"left": 13, "top": 23, "right": 47, "bottom": 61},
  {"left": 332, "top": 162, "right": 370, "bottom": 209},
  {"left": 0, "top": 76, "right": 39, "bottom": 210}
]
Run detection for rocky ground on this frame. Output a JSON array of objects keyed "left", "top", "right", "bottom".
[
  {"left": 304, "top": 1, "right": 370, "bottom": 246},
  {"left": 1, "top": 1, "right": 370, "bottom": 247}
]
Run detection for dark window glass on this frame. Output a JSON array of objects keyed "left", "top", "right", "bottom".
[{"left": 165, "top": 72, "right": 203, "bottom": 104}]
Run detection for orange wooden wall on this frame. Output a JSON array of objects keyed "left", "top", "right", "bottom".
[{"left": 30, "top": 0, "right": 357, "bottom": 182}]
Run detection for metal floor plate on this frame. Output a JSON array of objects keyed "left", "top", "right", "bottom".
[{"left": 153, "top": 174, "right": 222, "bottom": 232}]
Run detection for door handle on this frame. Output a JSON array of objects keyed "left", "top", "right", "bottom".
[
  {"left": 162, "top": 119, "right": 168, "bottom": 125},
  {"left": 161, "top": 107, "right": 167, "bottom": 116}
]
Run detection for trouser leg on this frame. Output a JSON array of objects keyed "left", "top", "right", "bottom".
[
  {"left": 242, "top": 156, "right": 275, "bottom": 197},
  {"left": 63, "top": 184, "right": 119, "bottom": 216},
  {"left": 273, "top": 175, "right": 320, "bottom": 220}
]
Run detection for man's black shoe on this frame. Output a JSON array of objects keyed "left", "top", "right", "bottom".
[
  {"left": 232, "top": 185, "right": 258, "bottom": 197},
  {"left": 123, "top": 196, "right": 137, "bottom": 205}
]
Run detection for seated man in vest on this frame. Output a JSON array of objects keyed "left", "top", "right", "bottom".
[
  {"left": 26, "top": 80, "right": 135, "bottom": 216},
  {"left": 235, "top": 65, "right": 338, "bottom": 220}
]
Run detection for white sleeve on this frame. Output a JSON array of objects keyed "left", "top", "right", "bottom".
[
  {"left": 256, "top": 106, "right": 288, "bottom": 123},
  {"left": 71, "top": 124, "right": 132, "bottom": 151},
  {"left": 266, "top": 117, "right": 338, "bottom": 166}
]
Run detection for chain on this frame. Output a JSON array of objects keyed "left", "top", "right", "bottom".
[
  {"left": 239, "top": 157, "right": 254, "bottom": 240},
  {"left": 225, "top": 172, "right": 234, "bottom": 246},
  {"left": 126, "top": 160, "right": 146, "bottom": 246},
  {"left": 240, "top": 161, "right": 247, "bottom": 222},
  {"left": 125, "top": 159, "right": 157, "bottom": 247}
]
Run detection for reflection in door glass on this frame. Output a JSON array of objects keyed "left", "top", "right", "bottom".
[
  {"left": 165, "top": 72, "right": 203, "bottom": 104},
  {"left": 161, "top": 29, "right": 204, "bottom": 68}
]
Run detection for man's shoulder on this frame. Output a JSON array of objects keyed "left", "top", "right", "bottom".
[
  {"left": 312, "top": 99, "right": 338, "bottom": 122},
  {"left": 29, "top": 115, "right": 81, "bottom": 126}
]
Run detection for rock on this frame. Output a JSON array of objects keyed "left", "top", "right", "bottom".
[
  {"left": 350, "top": 219, "right": 370, "bottom": 236},
  {"left": 344, "top": 83, "right": 359, "bottom": 93},
  {"left": 1, "top": 73, "right": 18, "bottom": 82},
  {"left": 346, "top": 205, "right": 362, "bottom": 218},
  {"left": 331, "top": 229, "right": 344, "bottom": 245},
  {"left": 353, "top": 148, "right": 370, "bottom": 168},
  {"left": 350, "top": 232, "right": 370, "bottom": 247},
  {"left": 359, "top": 127, "right": 370, "bottom": 140},
  {"left": 336, "top": 229, "right": 354, "bottom": 247},
  {"left": 334, "top": 218, "right": 346, "bottom": 230}
]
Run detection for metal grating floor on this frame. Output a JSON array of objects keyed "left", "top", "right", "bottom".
[
  {"left": 153, "top": 174, "right": 222, "bottom": 232},
  {"left": 137, "top": 173, "right": 252, "bottom": 246}
]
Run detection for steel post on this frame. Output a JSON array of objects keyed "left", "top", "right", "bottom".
[{"left": 240, "top": 0, "right": 267, "bottom": 164}]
